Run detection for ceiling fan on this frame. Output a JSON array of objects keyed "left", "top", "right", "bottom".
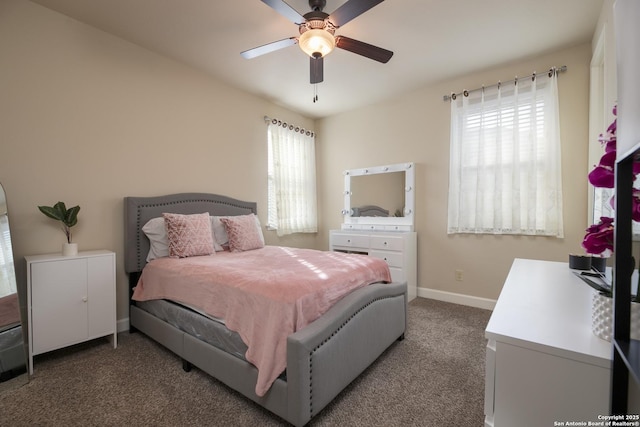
[{"left": 241, "top": 0, "right": 393, "bottom": 85}]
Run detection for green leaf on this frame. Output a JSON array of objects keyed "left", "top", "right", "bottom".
[
  {"left": 64, "top": 205, "right": 80, "bottom": 227},
  {"left": 38, "top": 202, "right": 80, "bottom": 229},
  {"left": 38, "top": 205, "right": 65, "bottom": 221},
  {"left": 53, "top": 201, "right": 67, "bottom": 217}
]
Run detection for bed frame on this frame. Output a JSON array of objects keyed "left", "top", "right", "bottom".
[{"left": 124, "top": 193, "right": 407, "bottom": 426}]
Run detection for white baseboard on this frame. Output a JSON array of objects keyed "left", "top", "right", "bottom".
[
  {"left": 117, "top": 318, "right": 130, "bottom": 333},
  {"left": 417, "top": 287, "right": 496, "bottom": 311}
]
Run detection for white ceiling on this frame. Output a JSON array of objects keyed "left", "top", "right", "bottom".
[{"left": 30, "top": 0, "right": 604, "bottom": 119}]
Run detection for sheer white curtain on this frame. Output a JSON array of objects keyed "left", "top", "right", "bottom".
[
  {"left": 447, "top": 72, "right": 564, "bottom": 237},
  {"left": 267, "top": 121, "right": 318, "bottom": 236}
]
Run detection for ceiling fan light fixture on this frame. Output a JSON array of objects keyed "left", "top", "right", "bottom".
[{"left": 298, "top": 29, "right": 336, "bottom": 58}]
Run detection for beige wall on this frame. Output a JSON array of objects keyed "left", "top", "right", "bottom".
[
  {"left": 317, "top": 43, "right": 593, "bottom": 301},
  {"left": 0, "top": 0, "right": 318, "bottom": 322}
]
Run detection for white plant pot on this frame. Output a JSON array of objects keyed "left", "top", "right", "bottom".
[
  {"left": 62, "top": 243, "right": 78, "bottom": 257},
  {"left": 591, "top": 290, "right": 640, "bottom": 341}
]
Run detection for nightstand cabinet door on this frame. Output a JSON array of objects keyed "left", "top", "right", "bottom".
[
  {"left": 26, "top": 250, "right": 116, "bottom": 375},
  {"left": 87, "top": 256, "right": 116, "bottom": 338},
  {"left": 31, "top": 258, "right": 88, "bottom": 354}
]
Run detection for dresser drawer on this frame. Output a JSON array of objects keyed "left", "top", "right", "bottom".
[
  {"left": 331, "top": 233, "right": 370, "bottom": 248},
  {"left": 330, "top": 229, "right": 416, "bottom": 302},
  {"left": 389, "top": 267, "right": 405, "bottom": 283},
  {"left": 370, "top": 235, "right": 404, "bottom": 251},
  {"left": 369, "top": 250, "right": 404, "bottom": 268}
]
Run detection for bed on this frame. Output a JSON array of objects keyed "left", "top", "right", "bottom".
[{"left": 124, "top": 193, "right": 407, "bottom": 426}]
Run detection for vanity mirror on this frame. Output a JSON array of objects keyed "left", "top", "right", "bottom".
[
  {"left": 342, "top": 162, "right": 415, "bottom": 231},
  {"left": 0, "top": 182, "right": 28, "bottom": 391}
]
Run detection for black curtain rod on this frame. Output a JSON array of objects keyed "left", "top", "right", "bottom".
[
  {"left": 264, "top": 116, "right": 315, "bottom": 137},
  {"left": 443, "top": 65, "right": 567, "bottom": 102}
]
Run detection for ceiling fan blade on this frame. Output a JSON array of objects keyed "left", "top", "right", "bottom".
[
  {"left": 328, "top": 0, "right": 384, "bottom": 27},
  {"left": 241, "top": 37, "right": 297, "bottom": 59},
  {"left": 310, "top": 56, "right": 324, "bottom": 84},
  {"left": 335, "top": 36, "right": 393, "bottom": 63},
  {"left": 261, "top": 0, "right": 305, "bottom": 24}
]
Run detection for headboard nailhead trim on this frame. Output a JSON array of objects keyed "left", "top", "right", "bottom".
[
  {"left": 307, "top": 294, "right": 402, "bottom": 418},
  {"left": 132, "top": 198, "right": 257, "bottom": 273}
]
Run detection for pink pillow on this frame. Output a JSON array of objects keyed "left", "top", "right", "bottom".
[
  {"left": 163, "top": 213, "right": 215, "bottom": 258},
  {"left": 220, "top": 214, "right": 265, "bottom": 252}
]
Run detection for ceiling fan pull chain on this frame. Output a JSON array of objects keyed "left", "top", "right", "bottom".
[{"left": 313, "top": 84, "right": 318, "bottom": 103}]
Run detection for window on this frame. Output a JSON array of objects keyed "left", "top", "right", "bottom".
[
  {"left": 447, "top": 72, "right": 563, "bottom": 237},
  {"left": 267, "top": 120, "right": 318, "bottom": 236}
]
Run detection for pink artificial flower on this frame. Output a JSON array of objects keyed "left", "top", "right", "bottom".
[
  {"left": 602, "top": 135, "right": 616, "bottom": 153},
  {"left": 599, "top": 127, "right": 616, "bottom": 145},
  {"left": 588, "top": 150, "right": 616, "bottom": 188},
  {"left": 634, "top": 189, "right": 640, "bottom": 222},
  {"left": 582, "top": 104, "right": 640, "bottom": 258},
  {"left": 606, "top": 190, "right": 640, "bottom": 222},
  {"left": 582, "top": 216, "right": 614, "bottom": 255}
]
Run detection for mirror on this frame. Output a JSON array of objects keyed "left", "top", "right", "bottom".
[
  {"left": 342, "top": 162, "right": 415, "bottom": 231},
  {"left": 350, "top": 172, "right": 405, "bottom": 217},
  {"left": 0, "top": 182, "right": 28, "bottom": 392}
]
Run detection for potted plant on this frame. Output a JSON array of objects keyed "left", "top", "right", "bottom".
[
  {"left": 38, "top": 201, "right": 80, "bottom": 256},
  {"left": 582, "top": 105, "right": 640, "bottom": 341}
]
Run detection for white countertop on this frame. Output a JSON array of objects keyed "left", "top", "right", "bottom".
[{"left": 485, "top": 258, "right": 612, "bottom": 368}]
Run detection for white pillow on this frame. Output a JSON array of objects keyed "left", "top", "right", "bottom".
[
  {"left": 142, "top": 217, "right": 169, "bottom": 262},
  {"left": 211, "top": 216, "right": 229, "bottom": 251}
]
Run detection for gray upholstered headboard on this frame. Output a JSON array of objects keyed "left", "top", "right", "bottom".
[
  {"left": 352, "top": 205, "right": 390, "bottom": 217},
  {"left": 124, "top": 193, "right": 257, "bottom": 274}
]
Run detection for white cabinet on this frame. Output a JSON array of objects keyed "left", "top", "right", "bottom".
[
  {"left": 329, "top": 230, "right": 417, "bottom": 301},
  {"left": 26, "top": 250, "right": 117, "bottom": 374},
  {"left": 484, "top": 259, "right": 611, "bottom": 427}
]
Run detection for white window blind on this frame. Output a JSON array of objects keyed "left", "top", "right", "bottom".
[
  {"left": 267, "top": 120, "right": 318, "bottom": 236},
  {"left": 447, "top": 72, "right": 564, "bottom": 236}
]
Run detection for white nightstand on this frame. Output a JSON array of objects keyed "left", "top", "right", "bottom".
[{"left": 25, "top": 250, "right": 117, "bottom": 375}]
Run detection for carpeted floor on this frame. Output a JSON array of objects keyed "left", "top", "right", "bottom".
[{"left": 0, "top": 298, "right": 491, "bottom": 427}]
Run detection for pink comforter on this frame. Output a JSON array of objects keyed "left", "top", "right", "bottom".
[{"left": 132, "top": 246, "right": 391, "bottom": 396}]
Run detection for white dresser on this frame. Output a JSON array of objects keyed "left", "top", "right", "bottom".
[
  {"left": 485, "top": 259, "right": 611, "bottom": 427},
  {"left": 26, "top": 250, "right": 117, "bottom": 374},
  {"left": 329, "top": 230, "right": 417, "bottom": 301}
]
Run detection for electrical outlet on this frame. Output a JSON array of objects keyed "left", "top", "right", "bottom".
[{"left": 455, "top": 269, "right": 464, "bottom": 281}]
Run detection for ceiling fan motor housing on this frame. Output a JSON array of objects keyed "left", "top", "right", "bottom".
[
  {"left": 298, "top": 13, "right": 336, "bottom": 58},
  {"left": 299, "top": 16, "right": 335, "bottom": 35}
]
